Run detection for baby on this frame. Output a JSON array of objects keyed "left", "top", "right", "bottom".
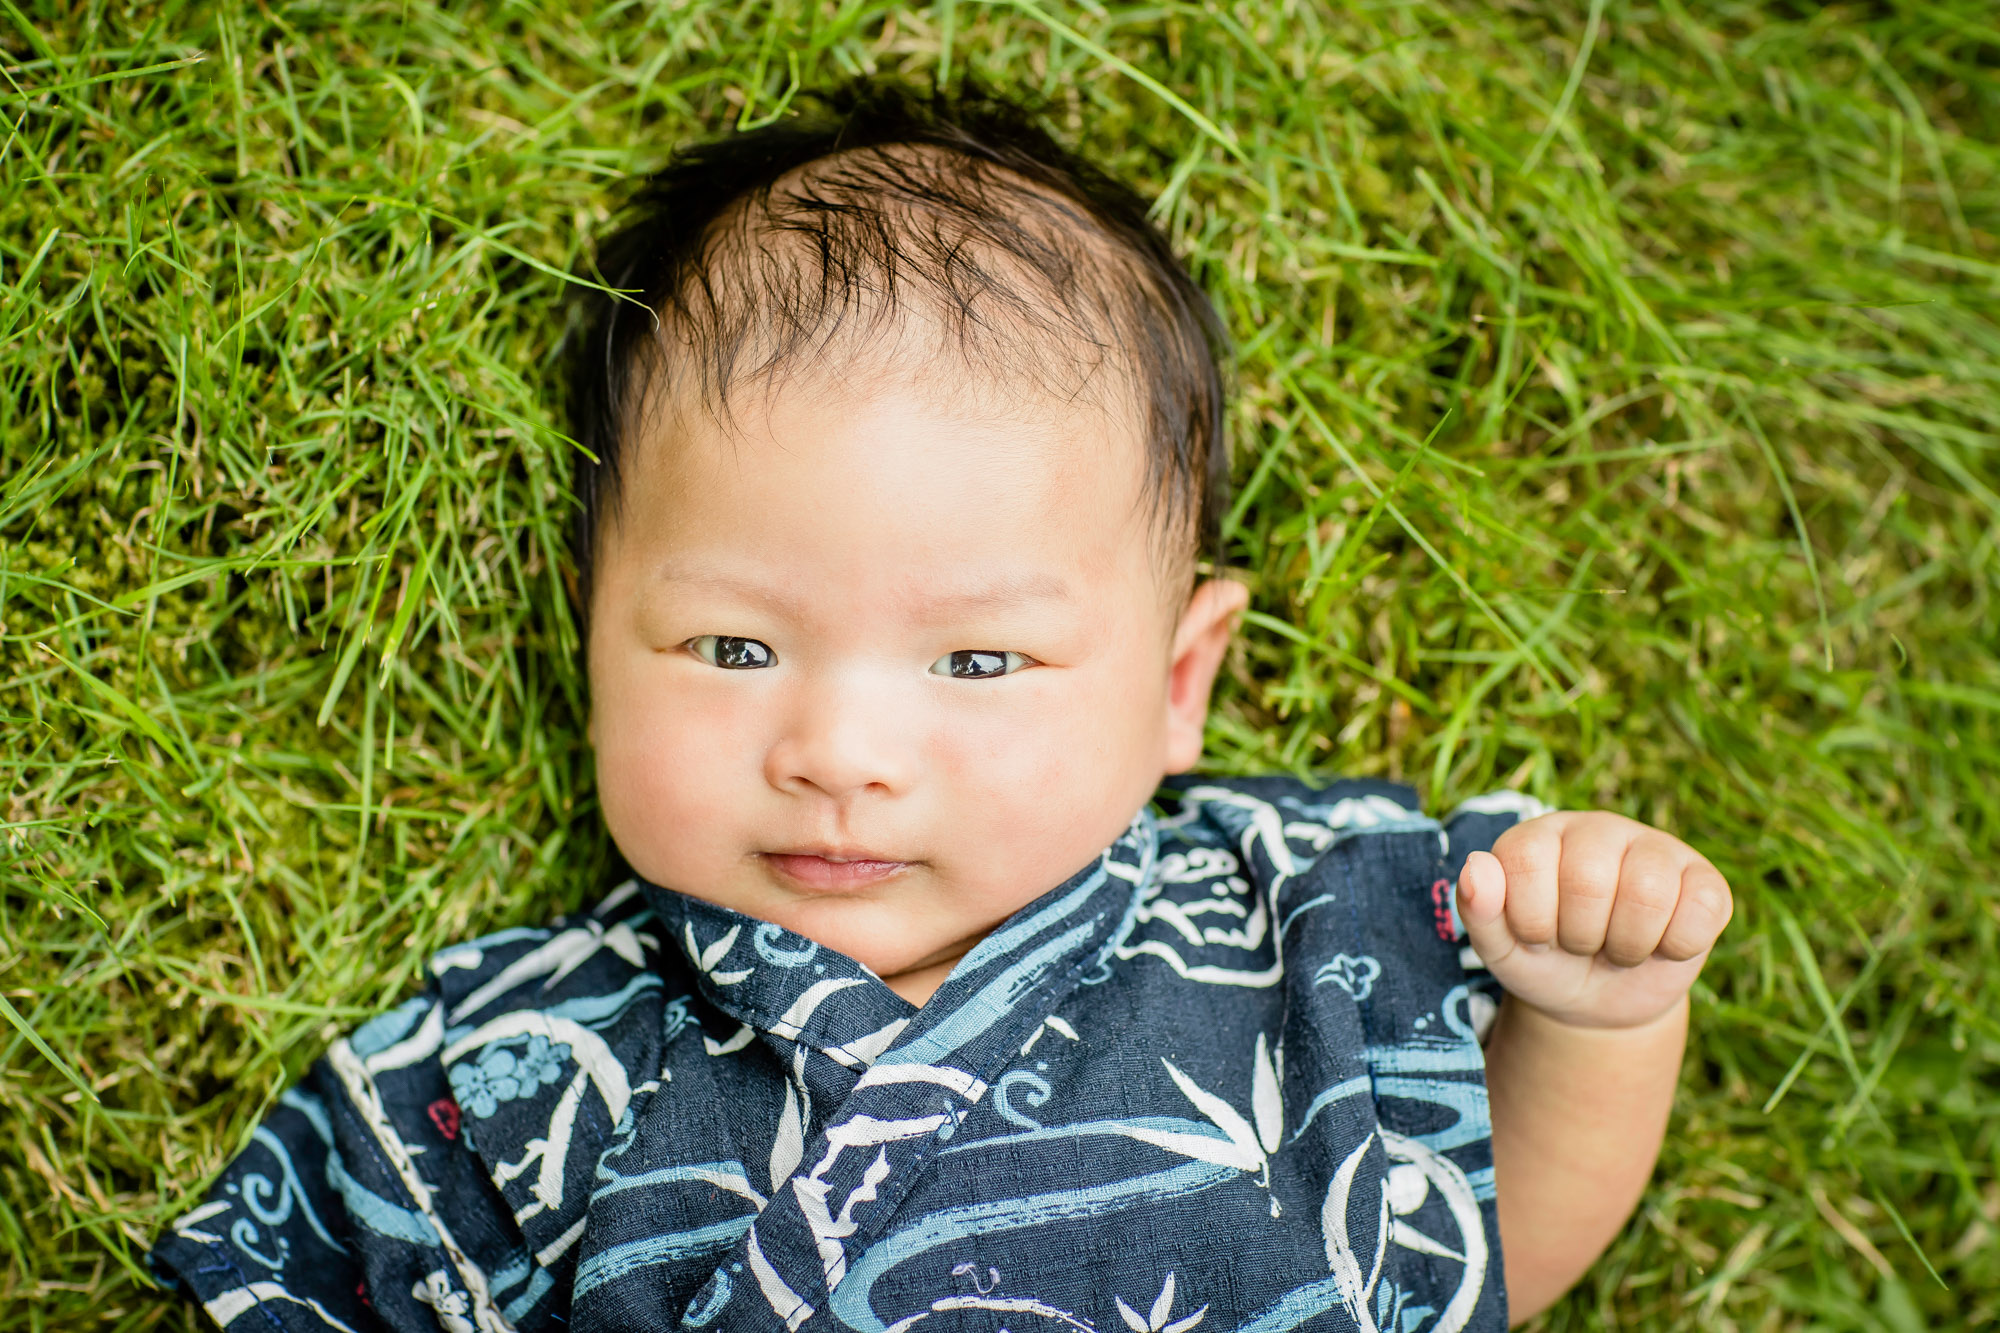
[{"left": 149, "top": 85, "right": 1731, "bottom": 1333}]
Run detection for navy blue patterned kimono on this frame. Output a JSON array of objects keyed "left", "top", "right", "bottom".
[{"left": 148, "top": 776, "right": 1544, "bottom": 1333}]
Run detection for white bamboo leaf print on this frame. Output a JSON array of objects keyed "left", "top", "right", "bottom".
[
  {"left": 1251, "top": 1035, "right": 1283, "bottom": 1155},
  {"left": 1160, "top": 1059, "right": 1264, "bottom": 1169},
  {"left": 1390, "top": 1219, "right": 1466, "bottom": 1262},
  {"left": 600, "top": 920, "right": 646, "bottom": 969},
  {"left": 1116, "top": 1270, "right": 1204, "bottom": 1332},
  {"left": 169, "top": 1200, "right": 230, "bottom": 1244},
  {"left": 1322, "top": 1130, "right": 1385, "bottom": 1333},
  {"left": 769, "top": 1081, "right": 804, "bottom": 1190},
  {"left": 1114, "top": 1123, "right": 1264, "bottom": 1173},
  {"left": 699, "top": 925, "right": 741, "bottom": 974},
  {"left": 1151, "top": 1272, "right": 1177, "bottom": 1329},
  {"left": 704, "top": 1024, "right": 755, "bottom": 1056}
]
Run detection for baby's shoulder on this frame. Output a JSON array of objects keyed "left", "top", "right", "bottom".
[
  {"left": 1152, "top": 772, "right": 1429, "bottom": 873},
  {"left": 1151, "top": 773, "right": 1551, "bottom": 889},
  {"left": 393, "top": 879, "right": 673, "bottom": 1038}
]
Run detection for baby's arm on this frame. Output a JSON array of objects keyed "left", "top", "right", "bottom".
[{"left": 1455, "top": 812, "right": 1734, "bottom": 1323}]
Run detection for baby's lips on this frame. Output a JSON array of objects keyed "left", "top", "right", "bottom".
[{"left": 761, "top": 850, "right": 911, "bottom": 891}]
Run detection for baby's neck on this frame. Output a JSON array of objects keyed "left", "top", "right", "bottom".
[{"left": 880, "top": 950, "right": 971, "bottom": 1007}]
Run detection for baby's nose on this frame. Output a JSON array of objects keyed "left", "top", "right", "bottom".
[{"left": 762, "top": 672, "right": 920, "bottom": 801}]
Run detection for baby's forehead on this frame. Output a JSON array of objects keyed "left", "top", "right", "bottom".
[{"left": 645, "top": 338, "right": 1150, "bottom": 515}]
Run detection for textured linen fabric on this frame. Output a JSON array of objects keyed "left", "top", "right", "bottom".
[{"left": 148, "top": 775, "right": 1545, "bottom": 1333}]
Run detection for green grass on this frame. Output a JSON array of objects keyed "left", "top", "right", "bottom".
[{"left": 1, "top": 0, "right": 1995, "bottom": 1327}]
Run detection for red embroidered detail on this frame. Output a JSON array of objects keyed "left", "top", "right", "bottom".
[
  {"left": 357, "top": 1279, "right": 371, "bottom": 1308},
  {"left": 1430, "top": 879, "right": 1456, "bottom": 941},
  {"left": 427, "top": 1097, "right": 461, "bottom": 1141}
]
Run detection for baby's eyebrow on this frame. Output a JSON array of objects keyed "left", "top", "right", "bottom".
[
  {"left": 654, "top": 564, "right": 1072, "bottom": 618},
  {"left": 912, "top": 572, "right": 1074, "bottom": 617}
]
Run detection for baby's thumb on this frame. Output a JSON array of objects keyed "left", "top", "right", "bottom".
[{"left": 1456, "top": 850, "right": 1516, "bottom": 964}]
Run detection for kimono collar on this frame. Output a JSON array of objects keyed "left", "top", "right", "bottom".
[{"left": 638, "top": 811, "right": 1157, "bottom": 1059}]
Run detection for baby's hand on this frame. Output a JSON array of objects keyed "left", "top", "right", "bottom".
[{"left": 1456, "top": 811, "right": 1733, "bottom": 1030}]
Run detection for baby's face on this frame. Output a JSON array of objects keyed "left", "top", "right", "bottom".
[{"left": 587, "top": 363, "right": 1242, "bottom": 1003}]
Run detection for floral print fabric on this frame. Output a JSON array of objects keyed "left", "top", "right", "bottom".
[
  {"left": 148, "top": 776, "right": 1542, "bottom": 1333},
  {"left": 447, "top": 1036, "right": 572, "bottom": 1118}
]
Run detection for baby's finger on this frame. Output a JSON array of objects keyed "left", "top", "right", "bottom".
[
  {"left": 1491, "top": 815, "right": 1563, "bottom": 947},
  {"left": 1656, "top": 861, "right": 1733, "bottom": 962},
  {"left": 1601, "top": 834, "right": 1686, "bottom": 967},
  {"left": 1554, "top": 815, "right": 1629, "bottom": 957},
  {"left": 1456, "top": 850, "right": 1516, "bottom": 965}
]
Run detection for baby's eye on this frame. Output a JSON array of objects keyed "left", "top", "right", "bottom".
[
  {"left": 687, "top": 635, "right": 776, "bottom": 669},
  {"left": 931, "top": 650, "right": 1035, "bottom": 679}
]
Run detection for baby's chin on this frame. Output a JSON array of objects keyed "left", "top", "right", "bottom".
[{"left": 758, "top": 883, "right": 1008, "bottom": 987}]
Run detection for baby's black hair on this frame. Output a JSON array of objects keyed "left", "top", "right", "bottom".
[{"left": 564, "top": 81, "right": 1229, "bottom": 618}]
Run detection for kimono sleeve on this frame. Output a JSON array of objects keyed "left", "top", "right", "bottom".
[{"left": 147, "top": 980, "right": 533, "bottom": 1332}]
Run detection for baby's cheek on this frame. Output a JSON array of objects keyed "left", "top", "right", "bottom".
[
  {"left": 934, "top": 682, "right": 1104, "bottom": 792},
  {"left": 593, "top": 689, "right": 746, "bottom": 871},
  {"left": 941, "top": 675, "right": 1156, "bottom": 858}
]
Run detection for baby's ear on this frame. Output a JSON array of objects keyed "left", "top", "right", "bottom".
[{"left": 1163, "top": 577, "right": 1249, "bottom": 773}]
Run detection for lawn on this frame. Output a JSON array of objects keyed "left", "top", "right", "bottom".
[{"left": 2, "top": 0, "right": 1996, "bottom": 1328}]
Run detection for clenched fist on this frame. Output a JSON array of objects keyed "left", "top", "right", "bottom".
[{"left": 1457, "top": 811, "right": 1733, "bottom": 1031}]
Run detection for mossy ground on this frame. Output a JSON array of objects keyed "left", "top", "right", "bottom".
[{"left": 2, "top": 2, "right": 1996, "bottom": 1328}]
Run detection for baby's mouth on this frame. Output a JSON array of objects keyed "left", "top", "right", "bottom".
[{"left": 761, "top": 849, "right": 911, "bottom": 892}]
